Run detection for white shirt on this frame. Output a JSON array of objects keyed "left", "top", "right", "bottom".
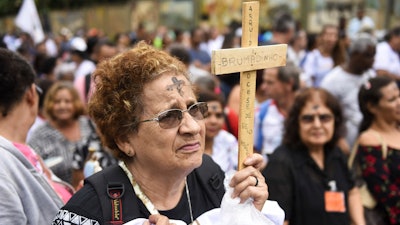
[
  {"left": 301, "top": 49, "right": 334, "bottom": 87},
  {"left": 211, "top": 130, "right": 238, "bottom": 173},
  {"left": 373, "top": 41, "right": 400, "bottom": 77},
  {"left": 73, "top": 59, "right": 96, "bottom": 80},
  {"left": 347, "top": 16, "right": 375, "bottom": 40},
  {"left": 321, "top": 66, "right": 376, "bottom": 148},
  {"left": 254, "top": 101, "right": 285, "bottom": 157}
]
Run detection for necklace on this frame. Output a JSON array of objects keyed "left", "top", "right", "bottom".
[{"left": 119, "top": 162, "right": 194, "bottom": 224}]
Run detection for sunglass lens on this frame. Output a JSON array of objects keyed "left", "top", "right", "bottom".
[
  {"left": 158, "top": 110, "right": 182, "bottom": 129},
  {"left": 319, "top": 114, "right": 333, "bottom": 123},
  {"left": 301, "top": 115, "right": 314, "bottom": 123},
  {"left": 189, "top": 103, "right": 208, "bottom": 120}
]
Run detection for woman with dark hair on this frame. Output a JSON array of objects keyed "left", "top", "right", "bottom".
[
  {"left": 301, "top": 24, "right": 345, "bottom": 87},
  {"left": 197, "top": 90, "right": 238, "bottom": 173},
  {"left": 262, "top": 87, "right": 364, "bottom": 225},
  {"left": 355, "top": 76, "right": 400, "bottom": 224}
]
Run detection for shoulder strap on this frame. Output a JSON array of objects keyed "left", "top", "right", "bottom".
[
  {"left": 86, "top": 165, "right": 140, "bottom": 225},
  {"left": 194, "top": 154, "right": 225, "bottom": 207},
  {"left": 370, "top": 130, "right": 388, "bottom": 159},
  {"left": 255, "top": 100, "right": 271, "bottom": 152},
  {"left": 348, "top": 139, "right": 359, "bottom": 168}
]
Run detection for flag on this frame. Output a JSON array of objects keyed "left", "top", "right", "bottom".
[{"left": 15, "top": 0, "right": 45, "bottom": 44}]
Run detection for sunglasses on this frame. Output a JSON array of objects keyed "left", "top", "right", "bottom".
[
  {"left": 299, "top": 114, "right": 334, "bottom": 124},
  {"left": 139, "top": 102, "right": 208, "bottom": 129}
]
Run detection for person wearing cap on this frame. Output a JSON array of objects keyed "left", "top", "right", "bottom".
[{"left": 69, "top": 37, "right": 96, "bottom": 81}]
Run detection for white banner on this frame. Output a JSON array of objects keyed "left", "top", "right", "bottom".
[{"left": 15, "top": 0, "right": 45, "bottom": 44}]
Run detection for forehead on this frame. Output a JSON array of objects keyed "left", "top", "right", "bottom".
[
  {"left": 322, "top": 27, "right": 338, "bottom": 35},
  {"left": 207, "top": 101, "right": 223, "bottom": 111},
  {"left": 301, "top": 98, "right": 332, "bottom": 114},
  {"left": 55, "top": 88, "right": 72, "bottom": 97},
  {"left": 142, "top": 73, "right": 195, "bottom": 108},
  {"left": 263, "top": 68, "right": 278, "bottom": 79},
  {"left": 380, "top": 82, "right": 399, "bottom": 98}
]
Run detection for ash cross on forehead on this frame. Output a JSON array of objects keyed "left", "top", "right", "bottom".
[
  {"left": 167, "top": 77, "right": 184, "bottom": 96},
  {"left": 211, "top": 1, "right": 287, "bottom": 170}
]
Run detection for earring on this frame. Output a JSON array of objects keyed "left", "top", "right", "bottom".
[{"left": 127, "top": 151, "right": 132, "bottom": 156}]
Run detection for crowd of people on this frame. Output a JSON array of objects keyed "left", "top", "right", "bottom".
[{"left": 0, "top": 4, "right": 399, "bottom": 225}]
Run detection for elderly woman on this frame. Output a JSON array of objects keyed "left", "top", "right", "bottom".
[
  {"left": 52, "top": 41, "right": 273, "bottom": 225},
  {"left": 355, "top": 76, "right": 400, "bottom": 224},
  {"left": 262, "top": 88, "right": 365, "bottom": 225}
]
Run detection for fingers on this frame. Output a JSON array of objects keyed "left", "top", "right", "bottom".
[
  {"left": 243, "top": 153, "right": 264, "bottom": 170},
  {"left": 147, "top": 214, "right": 175, "bottom": 225},
  {"left": 253, "top": 176, "right": 259, "bottom": 187},
  {"left": 230, "top": 154, "right": 269, "bottom": 211}
]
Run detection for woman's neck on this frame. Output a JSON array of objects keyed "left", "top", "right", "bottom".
[
  {"left": 308, "top": 146, "right": 325, "bottom": 169},
  {"left": 370, "top": 119, "right": 400, "bottom": 133},
  {"left": 318, "top": 46, "right": 331, "bottom": 57},
  {"left": 50, "top": 119, "right": 80, "bottom": 141},
  {"left": 128, "top": 162, "right": 187, "bottom": 210}
]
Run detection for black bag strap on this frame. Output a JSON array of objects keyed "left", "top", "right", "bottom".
[
  {"left": 86, "top": 165, "right": 141, "bottom": 225},
  {"left": 194, "top": 154, "right": 226, "bottom": 207}
]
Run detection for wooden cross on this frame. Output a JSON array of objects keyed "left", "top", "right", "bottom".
[{"left": 211, "top": 1, "right": 287, "bottom": 170}]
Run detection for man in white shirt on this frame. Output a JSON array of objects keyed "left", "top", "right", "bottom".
[
  {"left": 254, "top": 62, "right": 300, "bottom": 165},
  {"left": 347, "top": 6, "right": 375, "bottom": 40},
  {"left": 321, "top": 33, "right": 376, "bottom": 153}
]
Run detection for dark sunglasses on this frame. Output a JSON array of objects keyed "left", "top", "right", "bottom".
[
  {"left": 139, "top": 102, "right": 208, "bottom": 129},
  {"left": 299, "top": 113, "right": 334, "bottom": 124}
]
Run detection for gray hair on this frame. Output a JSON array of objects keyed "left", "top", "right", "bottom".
[
  {"left": 348, "top": 33, "right": 377, "bottom": 54},
  {"left": 277, "top": 61, "right": 300, "bottom": 91}
]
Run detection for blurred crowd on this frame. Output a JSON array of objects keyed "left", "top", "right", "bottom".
[{"left": 1, "top": 4, "right": 400, "bottom": 224}]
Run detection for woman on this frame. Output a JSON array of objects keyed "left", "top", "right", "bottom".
[
  {"left": 262, "top": 88, "right": 364, "bottom": 225},
  {"left": 373, "top": 26, "right": 400, "bottom": 86},
  {"left": 356, "top": 76, "right": 400, "bottom": 224},
  {"left": 301, "top": 24, "right": 345, "bottom": 87},
  {"left": 28, "top": 81, "right": 96, "bottom": 186},
  {"left": 51, "top": 41, "right": 275, "bottom": 224},
  {"left": 198, "top": 90, "right": 238, "bottom": 173}
]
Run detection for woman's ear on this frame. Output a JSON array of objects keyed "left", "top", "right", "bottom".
[
  {"left": 367, "top": 102, "right": 378, "bottom": 115},
  {"left": 115, "top": 136, "right": 135, "bottom": 157},
  {"left": 25, "top": 84, "right": 39, "bottom": 108}
]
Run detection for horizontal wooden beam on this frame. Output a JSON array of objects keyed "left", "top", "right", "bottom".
[{"left": 211, "top": 44, "right": 287, "bottom": 75}]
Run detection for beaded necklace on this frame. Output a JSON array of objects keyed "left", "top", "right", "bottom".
[{"left": 119, "top": 162, "right": 194, "bottom": 224}]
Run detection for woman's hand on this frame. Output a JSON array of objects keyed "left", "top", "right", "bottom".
[
  {"left": 143, "top": 214, "right": 176, "bottom": 225},
  {"left": 229, "top": 153, "right": 269, "bottom": 211}
]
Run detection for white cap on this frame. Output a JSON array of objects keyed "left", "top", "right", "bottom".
[{"left": 70, "top": 37, "right": 87, "bottom": 52}]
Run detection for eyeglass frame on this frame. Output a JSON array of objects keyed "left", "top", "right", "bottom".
[
  {"left": 299, "top": 113, "right": 334, "bottom": 124},
  {"left": 35, "top": 85, "right": 43, "bottom": 96},
  {"left": 139, "top": 102, "right": 208, "bottom": 129}
]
